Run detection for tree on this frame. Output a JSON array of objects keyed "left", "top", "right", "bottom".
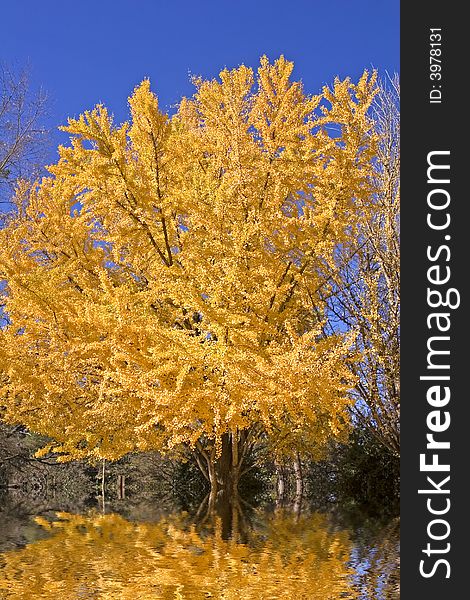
[
  {"left": 0, "top": 57, "right": 378, "bottom": 492},
  {"left": 317, "top": 75, "right": 400, "bottom": 455},
  {"left": 0, "top": 65, "right": 48, "bottom": 203}
]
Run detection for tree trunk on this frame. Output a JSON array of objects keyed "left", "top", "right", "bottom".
[
  {"left": 275, "top": 459, "right": 287, "bottom": 506},
  {"left": 293, "top": 453, "right": 303, "bottom": 497},
  {"left": 193, "top": 428, "right": 252, "bottom": 493},
  {"left": 214, "top": 430, "right": 240, "bottom": 492},
  {"left": 207, "top": 449, "right": 218, "bottom": 495},
  {"left": 293, "top": 453, "right": 303, "bottom": 518},
  {"left": 101, "top": 458, "right": 106, "bottom": 514}
]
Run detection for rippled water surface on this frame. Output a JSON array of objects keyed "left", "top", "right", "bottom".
[{"left": 0, "top": 495, "right": 399, "bottom": 600}]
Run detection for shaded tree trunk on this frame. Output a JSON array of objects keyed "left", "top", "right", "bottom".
[
  {"left": 214, "top": 431, "right": 240, "bottom": 493},
  {"left": 193, "top": 428, "right": 255, "bottom": 493}
]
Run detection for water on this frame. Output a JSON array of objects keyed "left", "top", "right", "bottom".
[{"left": 0, "top": 492, "right": 399, "bottom": 599}]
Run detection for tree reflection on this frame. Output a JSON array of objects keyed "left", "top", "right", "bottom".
[
  {"left": 350, "top": 517, "right": 400, "bottom": 599},
  {"left": 0, "top": 507, "right": 360, "bottom": 599}
]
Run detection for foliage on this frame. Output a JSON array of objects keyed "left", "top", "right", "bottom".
[
  {"left": 0, "top": 57, "right": 378, "bottom": 474},
  {"left": 306, "top": 429, "right": 400, "bottom": 518},
  {"left": 317, "top": 76, "right": 400, "bottom": 455}
]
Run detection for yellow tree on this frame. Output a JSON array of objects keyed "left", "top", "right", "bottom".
[{"left": 0, "top": 57, "right": 377, "bottom": 492}]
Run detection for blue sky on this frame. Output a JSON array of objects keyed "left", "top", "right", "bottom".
[{"left": 2, "top": 0, "right": 399, "bottom": 152}]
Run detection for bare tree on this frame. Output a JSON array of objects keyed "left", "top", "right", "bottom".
[
  {"left": 318, "top": 75, "right": 400, "bottom": 455},
  {"left": 0, "top": 65, "right": 49, "bottom": 202}
]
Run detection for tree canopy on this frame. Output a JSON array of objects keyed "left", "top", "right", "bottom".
[{"left": 0, "top": 57, "right": 378, "bottom": 476}]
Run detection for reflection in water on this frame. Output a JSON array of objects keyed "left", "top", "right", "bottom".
[
  {"left": 0, "top": 501, "right": 399, "bottom": 600},
  {"left": 349, "top": 518, "right": 400, "bottom": 600}
]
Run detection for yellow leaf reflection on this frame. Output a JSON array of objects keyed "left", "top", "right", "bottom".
[{"left": 0, "top": 511, "right": 359, "bottom": 599}]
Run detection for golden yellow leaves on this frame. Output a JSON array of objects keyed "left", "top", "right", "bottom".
[{"left": 0, "top": 57, "right": 378, "bottom": 463}]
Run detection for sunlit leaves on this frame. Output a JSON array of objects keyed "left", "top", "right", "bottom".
[{"left": 0, "top": 57, "right": 378, "bottom": 462}]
